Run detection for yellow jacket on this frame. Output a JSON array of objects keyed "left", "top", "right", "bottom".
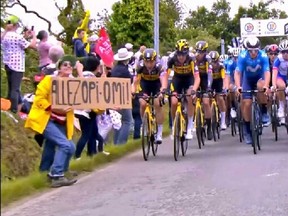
[
  {"left": 73, "top": 10, "right": 90, "bottom": 53},
  {"left": 25, "top": 76, "right": 74, "bottom": 140}
]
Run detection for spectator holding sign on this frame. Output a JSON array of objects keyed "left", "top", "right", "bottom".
[
  {"left": 110, "top": 48, "right": 133, "bottom": 145},
  {"left": 25, "top": 55, "right": 80, "bottom": 188}
]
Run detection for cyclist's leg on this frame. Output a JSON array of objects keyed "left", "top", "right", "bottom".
[
  {"left": 153, "top": 82, "right": 164, "bottom": 143},
  {"left": 276, "top": 76, "right": 286, "bottom": 124},
  {"left": 242, "top": 79, "right": 254, "bottom": 144},
  {"left": 139, "top": 80, "right": 148, "bottom": 118},
  {"left": 256, "top": 78, "right": 270, "bottom": 125},
  {"left": 213, "top": 80, "right": 227, "bottom": 129},
  {"left": 185, "top": 76, "right": 195, "bottom": 139},
  {"left": 229, "top": 83, "right": 237, "bottom": 118},
  {"left": 200, "top": 73, "right": 212, "bottom": 140}
]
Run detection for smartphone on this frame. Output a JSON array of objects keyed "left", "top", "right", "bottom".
[{"left": 31, "top": 26, "right": 34, "bottom": 31}]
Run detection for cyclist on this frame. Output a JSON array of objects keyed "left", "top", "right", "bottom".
[
  {"left": 272, "top": 39, "right": 288, "bottom": 125},
  {"left": 167, "top": 39, "right": 200, "bottom": 139},
  {"left": 225, "top": 47, "right": 241, "bottom": 119},
  {"left": 209, "top": 51, "right": 228, "bottom": 130},
  {"left": 131, "top": 48, "right": 168, "bottom": 144},
  {"left": 235, "top": 37, "right": 270, "bottom": 144},
  {"left": 194, "top": 40, "right": 213, "bottom": 140},
  {"left": 266, "top": 44, "right": 280, "bottom": 86}
]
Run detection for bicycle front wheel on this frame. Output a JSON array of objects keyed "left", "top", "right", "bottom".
[
  {"left": 271, "top": 102, "right": 278, "bottom": 141},
  {"left": 237, "top": 102, "right": 244, "bottom": 143},
  {"left": 211, "top": 102, "right": 218, "bottom": 142},
  {"left": 151, "top": 122, "right": 158, "bottom": 156},
  {"left": 174, "top": 112, "right": 181, "bottom": 161},
  {"left": 251, "top": 103, "right": 259, "bottom": 154},
  {"left": 181, "top": 115, "right": 188, "bottom": 156},
  {"left": 195, "top": 106, "right": 203, "bottom": 149},
  {"left": 141, "top": 112, "right": 151, "bottom": 161}
]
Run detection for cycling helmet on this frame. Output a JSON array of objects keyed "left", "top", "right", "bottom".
[
  {"left": 209, "top": 51, "right": 220, "bottom": 61},
  {"left": 232, "top": 48, "right": 241, "bottom": 57},
  {"left": 219, "top": 54, "right": 229, "bottom": 62},
  {"left": 175, "top": 39, "right": 189, "bottom": 53},
  {"left": 142, "top": 48, "right": 157, "bottom": 61},
  {"left": 245, "top": 37, "right": 261, "bottom": 49},
  {"left": 267, "top": 44, "right": 279, "bottom": 53},
  {"left": 195, "top": 41, "right": 208, "bottom": 52},
  {"left": 279, "top": 39, "right": 288, "bottom": 51}
]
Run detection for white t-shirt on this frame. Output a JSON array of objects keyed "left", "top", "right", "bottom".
[{"left": 1, "top": 31, "right": 30, "bottom": 72}]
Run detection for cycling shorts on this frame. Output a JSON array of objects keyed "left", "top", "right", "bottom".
[
  {"left": 170, "top": 75, "right": 194, "bottom": 94},
  {"left": 140, "top": 80, "right": 161, "bottom": 96},
  {"left": 242, "top": 76, "right": 262, "bottom": 99},
  {"left": 211, "top": 79, "right": 223, "bottom": 93}
]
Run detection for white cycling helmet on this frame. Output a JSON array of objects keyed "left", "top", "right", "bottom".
[
  {"left": 219, "top": 54, "right": 229, "bottom": 62},
  {"left": 279, "top": 39, "right": 288, "bottom": 51},
  {"left": 232, "top": 48, "right": 241, "bottom": 57}
]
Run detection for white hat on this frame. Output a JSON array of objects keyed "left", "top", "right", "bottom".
[
  {"left": 125, "top": 43, "right": 133, "bottom": 50},
  {"left": 114, "top": 48, "right": 133, "bottom": 61},
  {"left": 88, "top": 35, "right": 99, "bottom": 42}
]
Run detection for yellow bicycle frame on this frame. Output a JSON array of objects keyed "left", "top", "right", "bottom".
[
  {"left": 144, "top": 102, "right": 156, "bottom": 137},
  {"left": 194, "top": 97, "right": 205, "bottom": 128},
  {"left": 211, "top": 97, "right": 219, "bottom": 123},
  {"left": 173, "top": 101, "right": 186, "bottom": 137}
]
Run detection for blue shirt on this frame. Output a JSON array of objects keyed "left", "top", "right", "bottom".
[
  {"left": 236, "top": 50, "right": 269, "bottom": 80},
  {"left": 273, "top": 54, "right": 288, "bottom": 77},
  {"left": 226, "top": 59, "right": 237, "bottom": 77},
  {"left": 223, "top": 58, "right": 230, "bottom": 70}
]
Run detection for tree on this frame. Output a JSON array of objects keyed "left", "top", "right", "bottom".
[{"left": 107, "top": 0, "right": 153, "bottom": 49}]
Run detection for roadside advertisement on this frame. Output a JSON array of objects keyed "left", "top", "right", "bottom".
[{"left": 240, "top": 18, "right": 288, "bottom": 37}]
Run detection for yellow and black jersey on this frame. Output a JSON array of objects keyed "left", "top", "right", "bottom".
[
  {"left": 195, "top": 55, "right": 212, "bottom": 74},
  {"left": 136, "top": 62, "right": 164, "bottom": 81},
  {"left": 167, "top": 55, "right": 198, "bottom": 77},
  {"left": 210, "top": 62, "right": 225, "bottom": 80}
]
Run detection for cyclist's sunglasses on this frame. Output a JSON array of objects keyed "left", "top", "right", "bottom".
[
  {"left": 196, "top": 49, "right": 206, "bottom": 54},
  {"left": 269, "top": 52, "right": 278, "bottom": 56},
  {"left": 248, "top": 49, "right": 259, "bottom": 53},
  {"left": 281, "top": 50, "right": 288, "bottom": 54},
  {"left": 176, "top": 51, "right": 188, "bottom": 56}
]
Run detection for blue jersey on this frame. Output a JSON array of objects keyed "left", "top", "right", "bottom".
[
  {"left": 224, "top": 59, "right": 230, "bottom": 70},
  {"left": 273, "top": 54, "right": 288, "bottom": 78},
  {"left": 226, "top": 59, "right": 237, "bottom": 77},
  {"left": 236, "top": 50, "right": 269, "bottom": 80}
]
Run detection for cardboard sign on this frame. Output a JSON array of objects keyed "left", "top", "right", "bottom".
[{"left": 51, "top": 77, "right": 132, "bottom": 109}]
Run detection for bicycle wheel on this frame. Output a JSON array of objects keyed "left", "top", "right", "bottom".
[
  {"left": 251, "top": 103, "right": 258, "bottom": 154},
  {"left": 195, "top": 106, "right": 203, "bottom": 149},
  {"left": 256, "top": 104, "right": 262, "bottom": 151},
  {"left": 181, "top": 115, "right": 188, "bottom": 156},
  {"left": 141, "top": 112, "right": 151, "bottom": 161},
  {"left": 285, "top": 104, "right": 288, "bottom": 134},
  {"left": 174, "top": 112, "right": 181, "bottom": 161},
  {"left": 271, "top": 102, "right": 278, "bottom": 141},
  {"left": 237, "top": 102, "right": 244, "bottom": 143},
  {"left": 151, "top": 121, "right": 158, "bottom": 156},
  {"left": 211, "top": 102, "right": 218, "bottom": 142}
]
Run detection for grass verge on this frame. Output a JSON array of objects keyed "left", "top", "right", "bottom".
[{"left": 1, "top": 109, "right": 171, "bottom": 207}]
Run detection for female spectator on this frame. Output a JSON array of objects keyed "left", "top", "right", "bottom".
[
  {"left": 1, "top": 15, "right": 37, "bottom": 114},
  {"left": 25, "top": 55, "right": 79, "bottom": 188},
  {"left": 37, "top": 30, "right": 52, "bottom": 70},
  {"left": 74, "top": 56, "right": 108, "bottom": 159}
]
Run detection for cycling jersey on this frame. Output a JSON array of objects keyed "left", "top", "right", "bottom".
[
  {"left": 273, "top": 54, "right": 288, "bottom": 82},
  {"left": 237, "top": 50, "right": 269, "bottom": 99},
  {"left": 195, "top": 55, "right": 212, "bottom": 91},
  {"left": 224, "top": 58, "right": 231, "bottom": 70},
  {"left": 136, "top": 61, "right": 165, "bottom": 95},
  {"left": 210, "top": 62, "right": 225, "bottom": 92},
  {"left": 226, "top": 59, "right": 237, "bottom": 83},
  {"left": 167, "top": 54, "right": 199, "bottom": 94}
]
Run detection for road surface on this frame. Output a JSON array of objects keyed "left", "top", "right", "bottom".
[{"left": 2, "top": 126, "right": 288, "bottom": 216}]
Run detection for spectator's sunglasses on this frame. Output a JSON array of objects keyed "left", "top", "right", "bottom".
[{"left": 61, "top": 61, "right": 72, "bottom": 67}]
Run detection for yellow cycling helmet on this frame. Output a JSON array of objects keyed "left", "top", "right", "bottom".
[
  {"left": 175, "top": 39, "right": 189, "bottom": 53},
  {"left": 209, "top": 51, "right": 220, "bottom": 61},
  {"left": 142, "top": 48, "right": 157, "bottom": 61},
  {"left": 195, "top": 41, "right": 208, "bottom": 52}
]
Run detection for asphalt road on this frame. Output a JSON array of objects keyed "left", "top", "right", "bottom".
[{"left": 2, "top": 126, "right": 288, "bottom": 216}]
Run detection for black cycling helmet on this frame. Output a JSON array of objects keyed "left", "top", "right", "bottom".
[{"left": 142, "top": 48, "right": 157, "bottom": 61}]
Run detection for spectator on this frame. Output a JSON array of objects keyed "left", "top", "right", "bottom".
[
  {"left": 36, "top": 30, "right": 52, "bottom": 70},
  {"left": 74, "top": 56, "right": 108, "bottom": 159},
  {"left": 72, "top": 29, "right": 87, "bottom": 57},
  {"left": 25, "top": 55, "right": 79, "bottom": 188},
  {"left": 134, "top": 45, "right": 146, "bottom": 67},
  {"left": 1, "top": 15, "right": 37, "bottom": 114},
  {"left": 88, "top": 34, "right": 99, "bottom": 57},
  {"left": 110, "top": 48, "right": 133, "bottom": 145}
]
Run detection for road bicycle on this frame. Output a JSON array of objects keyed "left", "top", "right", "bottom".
[
  {"left": 194, "top": 91, "right": 206, "bottom": 149},
  {"left": 169, "top": 91, "right": 191, "bottom": 161},
  {"left": 137, "top": 93, "right": 162, "bottom": 161}
]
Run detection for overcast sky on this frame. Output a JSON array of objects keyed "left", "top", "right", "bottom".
[{"left": 6, "top": 0, "right": 288, "bottom": 33}]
